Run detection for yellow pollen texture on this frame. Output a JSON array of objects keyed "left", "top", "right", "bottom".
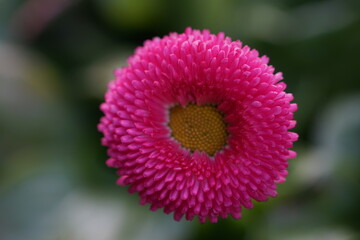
[{"left": 169, "top": 104, "right": 228, "bottom": 156}]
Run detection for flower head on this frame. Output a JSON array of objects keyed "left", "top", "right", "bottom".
[{"left": 98, "top": 28, "right": 298, "bottom": 223}]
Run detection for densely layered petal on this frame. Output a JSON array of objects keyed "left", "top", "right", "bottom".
[{"left": 98, "top": 28, "right": 298, "bottom": 223}]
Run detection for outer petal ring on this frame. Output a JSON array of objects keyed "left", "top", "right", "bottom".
[{"left": 98, "top": 28, "right": 298, "bottom": 223}]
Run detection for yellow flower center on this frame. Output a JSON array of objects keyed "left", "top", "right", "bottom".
[{"left": 168, "top": 104, "right": 228, "bottom": 156}]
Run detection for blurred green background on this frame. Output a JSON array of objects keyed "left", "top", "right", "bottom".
[{"left": 1, "top": 0, "right": 360, "bottom": 239}]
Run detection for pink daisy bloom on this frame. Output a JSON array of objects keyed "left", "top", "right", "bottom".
[{"left": 98, "top": 28, "right": 298, "bottom": 223}]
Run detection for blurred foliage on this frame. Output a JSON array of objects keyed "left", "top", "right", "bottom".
[{"left": 1, "top": 0, "right": 360, "bottom": 240}]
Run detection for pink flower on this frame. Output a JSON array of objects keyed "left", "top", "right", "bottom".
[{"left": 98, "top": 28, "right": 298, "bottom": 223}]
